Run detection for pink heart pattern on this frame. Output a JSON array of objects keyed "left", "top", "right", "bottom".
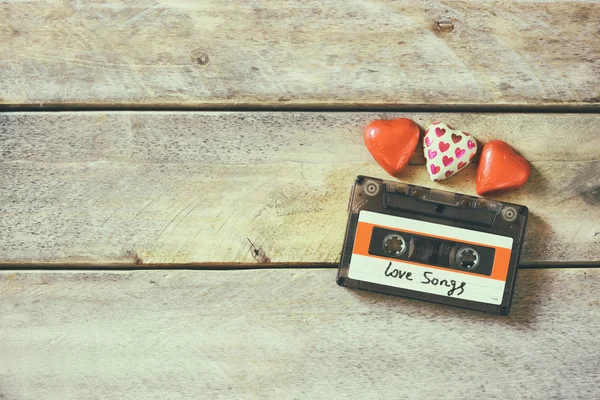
[
  {"left": 438, "top": 141, "right": 450, "bottom": 153},
  {"left": 423, "top": 122, "right": 478, "bottom": 181}
]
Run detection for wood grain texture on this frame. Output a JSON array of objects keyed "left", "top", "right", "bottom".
[
  {"left": 1, "top": 0, "right": 598, "bottom": 107},
  {"left": 1, "top": 112, "right": 599, "bottom": 265},
  {"left": 1, "top": 268, "right": 599, "bottom": 399}
]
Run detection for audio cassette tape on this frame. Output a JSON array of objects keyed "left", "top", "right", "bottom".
[{"left": 337, "top": 176, "right": 528, "bottom": 315}]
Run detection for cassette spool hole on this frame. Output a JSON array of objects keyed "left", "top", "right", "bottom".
[
  {"left": 383, "top": 233, "right": 407, "bottom": 256},
  {"left": 456, "top": 247, "right": 480, "bottom": 270}
]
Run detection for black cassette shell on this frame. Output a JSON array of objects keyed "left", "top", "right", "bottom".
[{"left": 338, "top": 176, "right": 528, "bottom": 315}]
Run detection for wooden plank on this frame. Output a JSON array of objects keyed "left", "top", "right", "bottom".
[
  {"left": 1, "top": 112, "right": 599, "bottom": 265},
  {"left": 1, "top": 1, "right": 598, "bottom": 107},
  {"left": 0, "top": 268, "right": 599, "bottom": 399}
]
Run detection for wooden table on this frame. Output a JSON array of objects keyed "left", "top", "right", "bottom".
[{"left": 1, "top": 1, "right": 599, "bottom": 399}]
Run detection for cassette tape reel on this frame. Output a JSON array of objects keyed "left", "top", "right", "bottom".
[{"left": 337, "top": 176, "right": 528, "bottom": 315}]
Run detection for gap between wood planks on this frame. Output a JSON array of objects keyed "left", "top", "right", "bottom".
[
  {"left": 1, "top": 104, "right": 600, "bottom": 113},
  {"left": 0, "top": 262, "right": 599, "bottom": 271}
]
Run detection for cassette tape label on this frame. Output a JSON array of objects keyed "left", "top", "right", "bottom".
[
  {"left": 347, "top": 211, "right": 515, "bottom": 305},
  {"left": 348, "top": 254, "right": 505, "bottom": 304}
]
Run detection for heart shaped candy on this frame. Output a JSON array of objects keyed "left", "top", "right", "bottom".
[
  {"left": 364, "top": 118, "right": 420, "bottom": 178},
  {"left": 423, "top": 122, "right": 477, "bottom": 181},
  {"left": 476, "top": 140, "right": 530, "bottom": 196}
]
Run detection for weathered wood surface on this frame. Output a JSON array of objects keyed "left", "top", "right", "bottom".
[
  {"left": 0, "top": 268, "right": 599, "bottom": 399},
  {"left": 1, "top": 112, "right": 599, "bottom": 265},
  {"left": 1, "top": 0, "right": 598, "bottom": 107}
]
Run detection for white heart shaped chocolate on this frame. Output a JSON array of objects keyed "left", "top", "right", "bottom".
[{"left": 423, "top": 122, "right": 477, "bottom": 181}]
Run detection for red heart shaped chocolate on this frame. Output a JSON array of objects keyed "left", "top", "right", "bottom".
[
  {"left": 364, "top": 118, "right": 420, "bottom": 178},
  {"left": 476, "top": 140, "right": 531, "bottom": 196}
]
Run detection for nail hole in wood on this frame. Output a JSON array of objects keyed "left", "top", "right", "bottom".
[
  {"left": 436, "top": 20, "right": 455, "bottom": 33},
  {"left": 196, "top": 53, "right": 210, "bottom": 65}
]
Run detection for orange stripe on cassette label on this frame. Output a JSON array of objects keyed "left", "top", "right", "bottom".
[{"left": 352, "top": 221, "right": 512, "bottom": 282}]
